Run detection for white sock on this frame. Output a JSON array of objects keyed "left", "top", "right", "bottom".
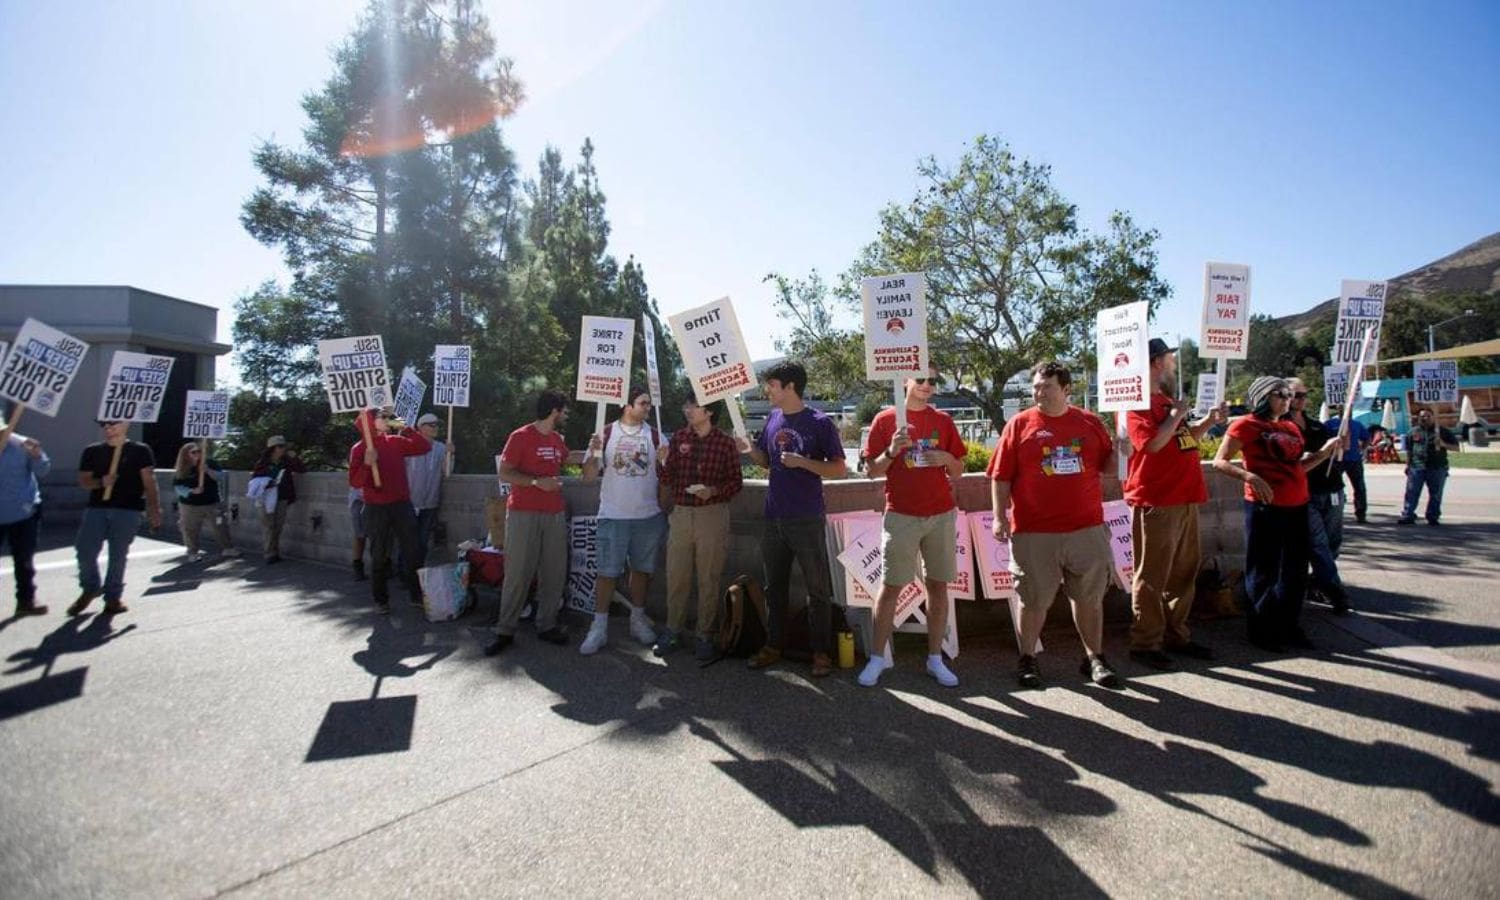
[
  {"left": 927, "top": 654, "right": 958, "bottom": 687},
  {"left": 858, "top": 656, "right": 891, "bottom": 687},
  {"left": 630, "top": 606, "right": 649, "bottom": 622},
  {"left": 591, "top": 612, "right": 609, "bottom": 629}
]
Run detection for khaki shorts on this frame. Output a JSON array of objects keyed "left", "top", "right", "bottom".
[
  {"left": 881, "top": 508, "right": 958, "bottom": 586},
  {"left": 1009, "top": 525, "right": 1113, "bottom": 612}
]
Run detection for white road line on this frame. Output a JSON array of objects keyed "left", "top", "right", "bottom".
[{"left": 1, "top": 546, "right": 186, "bottom": 576}]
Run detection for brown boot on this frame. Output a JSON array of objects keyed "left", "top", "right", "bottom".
[
  {"left": 15, "top": 599, "right": 48, "bottom": 617},
  {"left": 810, "top": 653, "right": 833, "bottom": 678},
  {"left": 746, "top": 646, "right": 781, "bottom": 670},
  {"left": 67, "top": 591, "right": 102, "bottom": 616},
  {"left": 102, "top": 600, "right": 130, "bottom": 616}
]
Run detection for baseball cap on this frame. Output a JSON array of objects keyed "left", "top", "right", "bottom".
[
  {"left": 416, "top": 413, "right": 440, "bottom": 426},
  {"left": 266, "top": 435, "right": 287, "bottom": 448}
]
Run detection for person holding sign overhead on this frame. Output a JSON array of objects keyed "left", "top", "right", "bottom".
[
  {"left": 1123, "top": 338, "right": 1224, "bottom": 670},
  {"left": 988, "top": 362, "right": 1122, "bottom": 690},
  {"left": 484, "top": 390, "right": 589, "bottom": 656},
  {"left": 349, "top": 407, "right": 432, "bottom": 614},
  {"left": 70, "top": 421, "right": 160, "bottom": 617},
  {"left": 579, "top": 386, "right": 666, "bottom": 655},
  {"left": 857, "top": 366, "right": 966, "bottom": 688},
  {"left": 739, "top": 360, "right": 848, "bottom": 678}
]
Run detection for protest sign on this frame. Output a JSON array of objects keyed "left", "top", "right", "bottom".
[
  {"left": 836, "top": 528, "right": 885, "bottom": 605},
  {"left": 0, "top": 318, "right": 90, "bottom": 418},
  {"left": 1194, "top": 373, "right": 1220, "bottom": 415},
  {"left": 575, "top": 316, "right": 634, "bottom": 406},
  {"left": 1322, "top": 366, "right": 1349, "bottom": 409},
  {"left": 1102, "top": 500, "right": 1134, "bottom": 590},
  {"left": 966, "top": 511, "right": 1038, "bottom": 653},
  {"left": 862, "top": 273, "right": 929, "bottom": 430},
  {"left": 948, "top": 512, "right": 975, "bottom": 601},
  {"left": 318, "top": 335, "right": 390, "bottom": 414},
  {"left": 393, "top": 366, "right": 426, "bottom": 425},
  {"left": 1201, "top": 263, "right": 1252, "bottom": 359},
  {"left": 1096, "top": 301, "right": 1151, "bottom": 412},
  {"left": 97, "top": 351, "right": 174, "bottom": 423},
  {"left": 183, "top": 391, "right": 230, "bottom": 440},
  {"left": 1332, "top": 280, "right": 1387, "bottom": 366},
  {"left": 566, "top": 515, "right": 600, "bottom": 613},
  {"left": 641, "top": 315, "right": 664, "bottom": 434},
  {"left": 432, "top": 345, "right": 471, "bottom": 408},
  {"left": 667, "top": 297, "right": 754, "bottom": 435},
  {"left": 1414, "top": 360, "right": 1459, "bottom": 405}
]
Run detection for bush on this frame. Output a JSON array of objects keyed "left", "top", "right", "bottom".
[
  {"left": 1196, "top": 434, "right": 1222, "bottom": 461},
  {"left": 963, "top": 440, "right": 992, "bottom": 473}
]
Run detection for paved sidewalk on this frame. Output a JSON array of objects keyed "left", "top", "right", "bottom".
[{"left": 1, "top": 478, "right": 1497, "bottom": 898}]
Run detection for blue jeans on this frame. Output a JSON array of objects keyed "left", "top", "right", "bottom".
[
  {"left": 2, "top": 508, "right": 41, "bottom": 603},
  {"left": 1306, "top": 492, "right": 1344, "bottom": 598},
  {"left": 1341, "top": 459, "right": 1367, "bottom": 520},
  {"left": 1401, "top": 468, "right": 1449, "bottom": 522},
  {"left": 76, "top": 508, "right": 142, "bottom": 602},
  {"left": 1243, "top": 502, "right": 1309, "bottom": 640},
  {"left": 761, "top": 516, "right": 834, "bottom": 654}
]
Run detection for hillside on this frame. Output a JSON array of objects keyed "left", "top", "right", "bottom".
[{"left": 1277, "top": 230, "right": 1500, "bottom": 334}]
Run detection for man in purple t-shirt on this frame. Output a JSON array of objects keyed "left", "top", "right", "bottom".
[{"left": 737, "top": 360, "right": 847, "bottom": 676}]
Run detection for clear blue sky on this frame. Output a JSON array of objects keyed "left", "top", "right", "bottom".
[{"left": 3, "top": 0, "right": 1497, "bottom": 382}]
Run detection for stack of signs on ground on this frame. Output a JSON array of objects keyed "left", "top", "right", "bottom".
[
  {"left": 1332, "top": 280, "right": 1387, "bottom": 366},
  {"left": 98, "top": 351, "right": 174, "bottom": 423},
  {"left": 183, "top": 391, "right": 230, "bottom": 439},
  {"left": 1414, "top": 360, "right": 1459, "bottom": 405},
  {"left": 1096, "top": 301, "right": 1151, "bottom": 412},
  {"left": 667, "top": 298, "right": 754, "bottom": 433},
  {"left": 860, "top": 273, "right": 928, "bottom": 380},
  {"left": 0, "top": 318, "right": 90, "bottom": 417},
  {"left": 1194, "top": 374, "right": 1220, "bottom": 415},
  {"left": 1200, "top": 263, "right": 1252, "bottom": 359},
  {"left": 394, "top": 366, "right": 426, "bottom": 425},
  {"left": 565, "top": 516, "right": 599, "bottom": 613},
  {"left": 576, "top": 317, "right": 634, "bottom": 406},
  {"left": 967, "top": 511, "right": 1038, "bottom": 653},
  {"left": 1101, "top": 499, "right": 1134, "bottom": 590},
  {"left": 1323, "top": 367, "right": 1350, "bottom": 410},
  {"left": 432, "top": 345, "right": 471, "bottom": 407},
  {"left": 318, "top": 336, "right": 390, "bottom": 413}
]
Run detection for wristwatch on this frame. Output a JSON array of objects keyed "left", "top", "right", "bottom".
[{"left": 529, "top": 476, "right": 537, "bottom": 487}]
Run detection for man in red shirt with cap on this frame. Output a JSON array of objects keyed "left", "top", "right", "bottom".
[{"left": 1123, "top": 338, "right": 1224, "bottom": 670}]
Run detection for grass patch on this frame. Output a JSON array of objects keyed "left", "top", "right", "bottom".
[{"left": 1450, "top": 453, "right": 1500, "bottom": 470}]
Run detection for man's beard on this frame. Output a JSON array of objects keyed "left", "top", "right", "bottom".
[{"left": 1159, "top": 372, "right": 1179, "bottom": 397}]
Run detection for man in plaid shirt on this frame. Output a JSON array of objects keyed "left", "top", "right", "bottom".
[{"left": 654, "top": 398, "right": 743, "bottom": 660}]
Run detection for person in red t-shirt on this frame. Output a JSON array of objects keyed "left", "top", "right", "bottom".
[
  {"left": 485, "top": 390, "right": 589, "bottom": 656},
  {"left": 349, "top": 406, "right": 432, "bottom": 613},
  {"left": 1213, "top": 376, "right": 1343, "bottom": 652},
  {"left": 858, "top": 366, "right": 967, "bottom": 689},
  {"left": 987, "top": 361, "right": 1122, "bottom": 690},
  {"left": 1124, "top": 338, "right": 1225, "bottom": 670}
]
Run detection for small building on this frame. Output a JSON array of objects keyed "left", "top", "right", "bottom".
[{"left": 0, "top": 285, "right": 230, "bottom": 509}]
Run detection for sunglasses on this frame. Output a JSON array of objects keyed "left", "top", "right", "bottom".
[
  {"left": 913, "top": 377, "right": 945, "bottom": 386},
  {"left": 1268, "top": 391, "right": 1291, "bottom": 400},
  {"left": 1291, "top": 391, "right": 1309, "bottom": 399}
]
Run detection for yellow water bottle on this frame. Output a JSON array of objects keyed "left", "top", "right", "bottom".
[{"left": 837, "top": 631, "right": 856, "bottom": 669}]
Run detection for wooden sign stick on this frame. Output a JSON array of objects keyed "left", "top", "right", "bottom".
[
  {"left": 360, "top": 413, "right": 384, "bottom": 488},
  {"left": 101, "top": 442, "right": 124, "bottom": 502}
]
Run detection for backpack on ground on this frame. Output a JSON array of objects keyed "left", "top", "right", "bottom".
[{"left": 710, "top": 575, "right": 768, "bottom": 663}]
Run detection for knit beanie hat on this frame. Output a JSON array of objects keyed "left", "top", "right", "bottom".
[{"left": 1247, "top": 376, "right": 1287, "bottom": 417}]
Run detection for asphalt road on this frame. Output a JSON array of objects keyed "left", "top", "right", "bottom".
[{"left": 2, "top": 471, "right": 1497, "bottom": 898}]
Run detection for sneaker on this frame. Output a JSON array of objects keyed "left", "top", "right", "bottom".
[
  {"left": 1129, "top": 649, "right": 1176, "bottom": 671},
  {"left": 926, "top": 656, "right": 959, "bottom": 687},
  {"left": 1355, "top": 514, "right": 1367, "bottom": 523},
  {"left": 811, "top": 653, "right": 834, "bottom": 678},
  {"left": 652, "top": 630, "right": 681, "bottom": 657},
  {"left": 1427, "top": 519, "right": 1441, "bottom": 526},
  {"left": 857, "top": 656, "right": 889, "bottom": 687},
  {"left": 483, "top": 634, "right": 513, "bottom": 656},
  {"left": 15, "top": 599, "right": 48, "bottom": 617},
  {"left": 266, "top": 555, "right": 283, "bottom": 564},
  {"left": 1016, "top": 654, "right": 1042, "bottom": 689},
  {"left": 101, "top": 600, "right": 129, "bottom": 616},
  {"left": 747, "top": 646, "right": 781, "bottom": 670},
  {"left": 1080, "top": 655, "right": 1123, "bottom": 689},
  {"left": 1164, "top": 641, "right": 1215, "bottom": 661},
  {"left": 222, "top": 547, "right": 242, "bottom": 559},
  {"left": 185, "top": 550, "right": 206, "bottom": 563},
  {"left": 629, "top": 613, "right": 657, "bottom": 646},
  {"left": 68, "top": 591, "right": 102, "bottom": 617},
  {"left": 1395, "top": 517, "right": 1415, "bottom": 525},
  {"left": 376, "top": 598, "right": 391, "bottom": 616},
  {"left": 537, "top": 626, "right": 570, "bottom": 646},
  {"left": 694, "top": 637, "right": 717, "bottom": 662},
  {"left": 579, "top": 623, "right": 608, "bottom": 656},
  {"left": 1283, "top": 628, "right": 1315, "bottom": 650},
  {"left": 1330, "top": 591, "right": 1351, "bottom": 615}
]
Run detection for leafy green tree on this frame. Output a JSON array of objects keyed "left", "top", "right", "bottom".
[{"left": 770, "top": 135, "right": 1170, "bottom": 431}]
